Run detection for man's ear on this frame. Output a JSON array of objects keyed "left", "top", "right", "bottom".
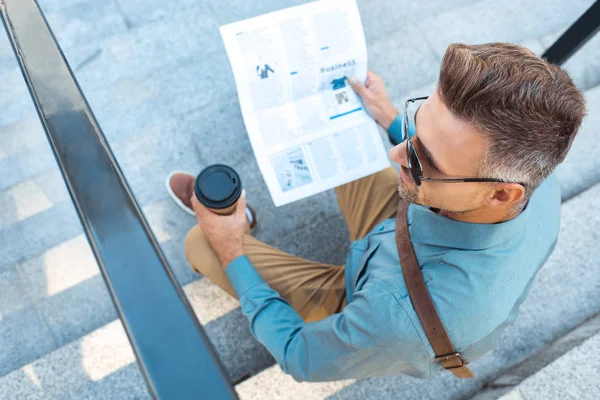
[{"left": 488, "top": 183, "right": 525, "bottom": 207}]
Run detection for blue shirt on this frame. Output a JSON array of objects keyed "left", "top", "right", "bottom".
[{"left": 225, "top": 148, "right": 561, "bottom": 382}]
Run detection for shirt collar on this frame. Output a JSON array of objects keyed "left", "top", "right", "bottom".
[{"left": 407, "top": 202, "right": 531, "bottom": 250}]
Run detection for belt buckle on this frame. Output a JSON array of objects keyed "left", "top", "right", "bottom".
[{"left": 436, "top": 352, "right": 464, "bottom": 369}]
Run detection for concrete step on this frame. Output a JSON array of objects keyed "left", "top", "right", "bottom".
[
  {"left": 499, "top": 331, "right": 600, "bottom": 400},
  {"left": 0, "top": 275, "right": 269, "bottom": 399},
  {"left": 471, "top": 313, "right": 600, "bottom": 399},
  {"left": 555, "top": 84, "right": 600, "bottom": 201},
  {"left": 39, "top": 0, "right": 128, "bottom": 52},
  {"left": 0, "top": 320, "right": 149, "bottom": 400},
  {"left": 236, "top": 365, "right": 354, "bottom": 400},
  {"left": 415, "top": 0, "right": 594, "bottom": 59},
  {"left": 540, "top": 28, "right": 600, "bottom": 92}
]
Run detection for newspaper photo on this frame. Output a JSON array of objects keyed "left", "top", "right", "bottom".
[{"left": 220, "top": 0, "right": 390, "bottom": 206}]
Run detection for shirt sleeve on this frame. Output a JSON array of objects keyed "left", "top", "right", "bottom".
[
  {"left": 387, "top": 114, "right": 404, "bottom": 144},
  {"left": 225, "top": 255, "right": 396, "bottom": 382}
]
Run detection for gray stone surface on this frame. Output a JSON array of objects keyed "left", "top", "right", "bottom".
[
  {"left": 555, "top": 85, "right": 600, "bottom": 201},
  {"left": 0, "top": 202, "right": 82, "bottom": 271},
  {"left": 62, "top": 5, "right": 221, "bottom": 92},
  {"left": 0, "top": 18, "right": 15, "bottom": 60},
  {"left": 0, "top": 90, "right": 35, "bottom": 130},
  {"left": 0, "top": 266, "right": 30, "bottom": 319},
  {"left": 17, "top": 235, "right": 99, "bottom": 304},
  {"left": 472, "top": 313, "right": 600, "bottom": 400},
  {"left": 0, "top": 180, "right": 54, "bottom": 231},
  {"left": 184, "top": 278, "right": 241, "bottom": 326},
  {"left": 37, "top": 0, "right": 92, "bottom": 13},
  {"left": 416, "top": 0, "right": 595, "bottom": 58},
  {"left": 32, "top": 169, "right": 71, "bottom": 205},
  {"left": 42, "top": 0, "right": 128, "bottom": 51},
  {"left": 328, "top": 182, "right": 600, "bottom": 400},
  {"left": 204, "top": 308, "right": 275, "bottom": 383},
  {"left": 367, "top": 23, "right": 440, "bottom": 100},
  {"left": 205, "top": 0, "right": 306, "bottom": 26},
  {"left": 357, "top": 0, "right": 480, "bottom": 43},
  {"left": 0, "top": 116, "right": 46, "bottom": 160},
  {"left": 237, "top": 364, "right": 354, "bottom": 400},
  {"left": 0, "top": 307, "right": 55, "bottom": 377},
  {"left": 60, "top": 364, "right": 151, "bottom": 400},
  {"left": 0, "top": 143, "right": 56, "bottom": 193},
  {"left": 500, "top": 332, "right": 600, "bottom": 400},
  {"left": 518, "top": 38, "right": 545, "bottom": 57},
  {"left": 0, "top": 320, "right": 145, "bottom": 400},
  {"left": 83, "top": 53, "right": 232, "bottom": 145},
  {"left": 114, "top": 0, "right": 212, "bottom": 27},
  {"left": 111, "top": 119, "right": 204, "bottom": 207},
  {"left": 34, "top": 275, "right": 117, "bottom": 348},
  {"left": 540, "top": 28, "right": 600, "bottom": 92},
  {"left": 185, "top": 94, "right": 254, "bottom": 167}
]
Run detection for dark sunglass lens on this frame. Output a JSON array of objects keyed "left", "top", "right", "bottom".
[
  {"left": 408, "top": 142, "right": 422, "bottom": 186},
  {"left": 403, "top": 111, "right": 409, "bottom": 142}
]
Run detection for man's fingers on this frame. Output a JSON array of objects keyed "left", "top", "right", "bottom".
[
  {"left": 348, "top": 76, "right": 368, "bottom": 98},
  {"left": 190, "top": 194, "right": 200, "bottom": 210},
  {"left": 366, "top": 70, "right": 374, "bottom": 86},
  {"left": 190, "top": 194, "right": 210, "bottom": 217}
]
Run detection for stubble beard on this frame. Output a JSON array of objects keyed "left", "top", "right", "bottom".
[{"left": 396, "top": 170, "right": 421, "bottom": 205}]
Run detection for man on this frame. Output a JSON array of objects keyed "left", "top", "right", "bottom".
[{"left": 169, "top": 43, "right": 586, "bottom": 381}]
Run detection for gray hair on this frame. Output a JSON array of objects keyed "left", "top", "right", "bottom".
[{"left": 438, "top": 42, "right": 586, "bottom": 202}]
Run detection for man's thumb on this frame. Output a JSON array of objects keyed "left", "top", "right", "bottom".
[
  {"left": 236, "top": 192, "right": 247, "bottom": 215},
  {"left": 348, "top": 76, "right": 367, "bottom": 97}
]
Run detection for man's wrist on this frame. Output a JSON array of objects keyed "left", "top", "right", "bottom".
[
  {"left": 377, "top": 107, "right": 399, "bottom": 130},
  {"left": 218, "top": 247, "right": 246, "bottom": 269}
]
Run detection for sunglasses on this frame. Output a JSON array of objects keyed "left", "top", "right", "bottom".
[{"left": 402, "top": 96, "right": 525, "bottom": 187}]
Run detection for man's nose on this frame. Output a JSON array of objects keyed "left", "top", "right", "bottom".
[{"left": 389, "top": 141, "right": 408, "bottom": 168}]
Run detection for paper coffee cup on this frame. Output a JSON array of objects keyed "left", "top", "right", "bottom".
[{"left": 194, "top": 165, "right": 242, "bottom": 215}]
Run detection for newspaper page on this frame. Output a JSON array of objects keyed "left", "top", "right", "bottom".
[{"left": 220, "top": 0, "right": 389, "bottom": 206}]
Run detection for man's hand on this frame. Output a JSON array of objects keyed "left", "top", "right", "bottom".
[
  {"left": 349, "top": 71, "right": 398, "bottom": 130},
  {"left": 190, "top": 192, "right": 248, "bottom": 268}
]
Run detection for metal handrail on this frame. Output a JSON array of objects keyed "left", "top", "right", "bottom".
[
  {"left": 0, "top": 0, "right": 237, "bottom": 398},
  {"left": 542, "top": 0, "right": 600, "bottom": 66}
]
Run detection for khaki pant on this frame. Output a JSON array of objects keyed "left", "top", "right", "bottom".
[{"left": 184, "top": 167, "right": 400, "bottom": 323}]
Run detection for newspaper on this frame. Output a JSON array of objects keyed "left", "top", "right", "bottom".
[{"left": 220, "top": 0, "right": 389, "bottom": 206}]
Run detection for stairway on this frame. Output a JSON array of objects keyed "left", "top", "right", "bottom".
[
  {"left": 0, "top": 0, "right": 599, "bottom": 398},
  {"left": 498, "top": 332, "right": 600, "bottom": 400}
]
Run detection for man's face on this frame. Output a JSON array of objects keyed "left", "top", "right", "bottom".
[{"left": 389, "top": 90, "right": 491, "bottom": 213}]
